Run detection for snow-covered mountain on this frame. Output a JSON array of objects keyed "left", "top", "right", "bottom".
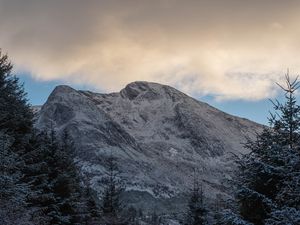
[{"left": 35, "top": 81, "right": 262, "bottom": 214}]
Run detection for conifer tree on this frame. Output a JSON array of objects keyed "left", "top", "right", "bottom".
[
  {"left": 0, "top": 132, "right": 31, "bottom": 225},
  {"left": 215, "top": 209, "right": 252, "bottom": 225},
  {"left": 0, "top": 51, "right": 32, "bottom": 224},
  {"left": 0, "top": 50, "right": 33, "bottom": 148},
  {"left": 46, "top": 129, "right": 88, "bottom": 224},
  {"left": 149, "top": 211, "right": 160, "bottom": 225},
  {"left": 101, "top": 154, "right": 126, "bottom": 225},
  {"left": 80, "top": 186, "right": 102, "bottom": 225},
  {"left": 21, "top": 131, "right": 54, "bottom": 225},
  {"left": 25, "top": 129, "right": 90, "bottom": 225},
  {"left": 233, "top": 73, "right": 300, "bottom": 225},
  {"left": 127, "top": 206, "right": 138, "bottom": 224},
  {"left": 185, "top": 172, "right": 207, "bottom": 225}
]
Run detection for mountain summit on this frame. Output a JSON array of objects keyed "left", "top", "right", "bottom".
[{"left": 35, "top": 81, "right": 262, "bottom": 213}]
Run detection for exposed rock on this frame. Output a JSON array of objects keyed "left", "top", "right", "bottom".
[{"left": 35, "top": 81, "right": 263, "bottom": 214}]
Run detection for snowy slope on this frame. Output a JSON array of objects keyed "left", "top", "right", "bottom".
[{"left": 35, "top": 81, "right": 262, "bottom": 213}]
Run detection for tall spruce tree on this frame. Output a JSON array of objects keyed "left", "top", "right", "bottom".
[
  {"left": 23, "top": 131, "right": 57, "bottom": 225},
  {"left": 0, "top": 51, "right": 33, "bottom": 224},
  {"left": 185, "top": 172, "right": 207, "bottom": 225},
  {"left": 80, "top": 185, "right": 102, "bottom": 225},
  {"left": 101, "top": 154, "right": 126, "bottom": 225},
  {"left": 0, "top": 50, "right": 33, "bottom": 148},
  {"left": 55, "top": 130, "right": 82, "bottom": 224},
  {"left": 23, "top": 129, "right": 96, "bottom": 225},
  {"left": 233, "top": 73, "right": 300, "bottom": 225},
  {"left": 0, "top": 132, "right": 31, "bottom": 225},
  {"left": 43, "top": 129, "right": 89, "bottom": 224}
]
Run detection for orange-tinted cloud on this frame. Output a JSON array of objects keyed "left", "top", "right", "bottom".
[{"left": 1, "top": 0, "right": 300, "bottom": 100}]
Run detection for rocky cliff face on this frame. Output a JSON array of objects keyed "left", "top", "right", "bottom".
[{"left": 35, "top": 81, "right": 262, "bottom": 213}]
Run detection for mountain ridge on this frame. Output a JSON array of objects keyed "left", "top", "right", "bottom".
[{"left": 34, "top": 81, "right": 263, "bottom": 213}]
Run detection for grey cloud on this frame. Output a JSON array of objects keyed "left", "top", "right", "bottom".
[{"left": 1, "top": 0, "right": 300, "bottom": 100}]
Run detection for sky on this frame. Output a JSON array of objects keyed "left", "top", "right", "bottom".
[{"left": 1, "top": 0, "right": 300, "bottom": 124}]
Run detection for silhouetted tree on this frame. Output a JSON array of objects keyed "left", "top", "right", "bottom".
[
  {"left": 101, "top": 154, "right": 126, "bottom": 225},
  {"left": 0, "top": 132, "right": 31, "bottom": 225},
  {"left": 0, "top": 51, "right": 32, "bottom": 224},
  {"left": 233, "top": 73, "right": 300, "bottom": 225},
  {"left": 185, "top": 177, "right": 207, "bottom": 225},
  {"left": 0, "top": 50, "right": 33, "bottom": 149}
]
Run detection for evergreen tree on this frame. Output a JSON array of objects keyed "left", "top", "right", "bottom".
[
  {"left": 80, "top": 186, "right": 102, "bottom": 225},
  {"left": 46, "top": 129, "right": 89, "bottom": 224},
  {"left": 265, "top": 207, "right": 300, "bottom": 225},
  {"left": 185, "top": 174, "right": 207, "bottom": 225},
  {"left": 0, "top": 50, "right": 33, "bottom": 148},
  {"left": 149, "top": 211, "right": 160, "bottom": 225},
  {"left": 25, "top": 129, "right": 93, "bottom": 225},
  {"left": 215, "top": 209, "right": 252, "bottom": 225},
  {"left": 21, "top": 131, "right": 54, "bottom": 225},
  {"left": 233, "top": 73, "right": 300, "bottom": 225},
  {"left": 0, "top": 132, "right": 31, "bottom": 225},
  {"left": 100, "top": 154, "right": 126, "bottom": 225},
  {"left": 36, "top": 130, "right": 65, "bottom": 224},
  {"left": 127, "top": 206, "right": 138, "bottom": 224},
  {"left": 0, "top": 51, "right": 33, "bottom": 224}
]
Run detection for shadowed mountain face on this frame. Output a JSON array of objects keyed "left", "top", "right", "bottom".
[{"left": 35, "top": 81, "right": 262, "bottom": 213}]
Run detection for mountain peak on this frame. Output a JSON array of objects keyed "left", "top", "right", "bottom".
[
  {"left": 47, "top": 85, "right": 78, "bottom": 102},
  {"left": 35, "top": 80, "right": 263, "bottom": 214},
  {"left": 126, "top": 80, "right": 159, "bottom": 87},
  {"left": 120, "top": 81, "right": 160, "bottom": 100},
  {"left": 48, "top": 85, "right": 75, "bottom": 97},
  {"left": 52, "top": 85, "right": 75, "bottom": 94},
  {"left": 120, "top": 81, "right": 184, "bottom": 101}
]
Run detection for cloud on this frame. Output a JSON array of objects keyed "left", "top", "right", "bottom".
[{"left": 1, "top": 0, "right": 300, "bottom": 100}]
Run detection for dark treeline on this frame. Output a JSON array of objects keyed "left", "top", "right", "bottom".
[
  {"left": 1, "top": 49, "right": 300, "bottom": 225},
  {"left": 0, "top": 51, "right": 102, "bottom": 225}
]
